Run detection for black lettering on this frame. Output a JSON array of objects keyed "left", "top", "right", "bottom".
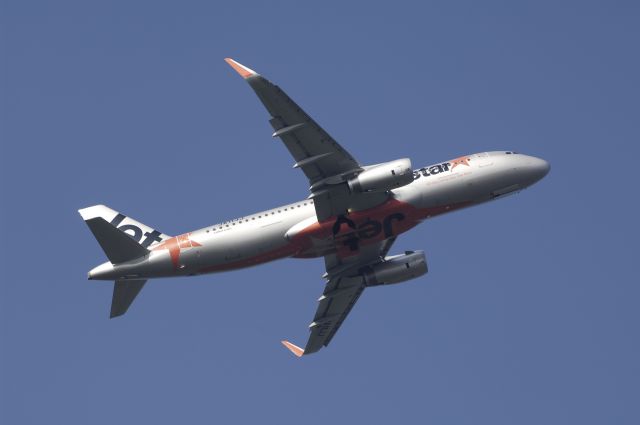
[
  {"left": 413, "top": 170, "right": 421, "bottom": 180},
  {"left": 383, "top": 213, "right": 405, "bottom": 238},
  {"left": 140, "top": 230, "right": 163, "bottom": 248},
  {"left": 118, "top": 224, "right": 143, "bottom": 242},
  {"left": 357, "top": 219, "right": 382, "bottom": 239},
  {"left": 441, "top": 162, "right": 451, "bottom": 171},
  {"left": 332, "top": 214, "right": 356, "bottom": 236},
  {"left": 429, "top": 165, "right": 443, "bottom": 175},
  {"left": 420, "top": 167, "right": 429, "bottom": 177},
  {"left": 110, "top": 213, "right": 126, "bottom": 227}
]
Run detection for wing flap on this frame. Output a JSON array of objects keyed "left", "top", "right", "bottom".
[
  {"left": 284, "top": 237, "right": 397, "bottom": 356},
  {"left": 305, "top": 277, "right": 365, "bottom": 354},
  {"left": 256, "top": 79, "right": 361, "bottom": 184},
  {"left": 224, "top": 58, "right": 361, "bottom": 186},
  {"left": 283, "top": 277, "right": 364, "bottom": 357},
  {"left": 224, "top": 58, "right": 394, "bottom": 222}
]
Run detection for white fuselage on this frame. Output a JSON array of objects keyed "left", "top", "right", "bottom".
[{"left": 88, "top": 151, "right": 549, "bottom": 281}]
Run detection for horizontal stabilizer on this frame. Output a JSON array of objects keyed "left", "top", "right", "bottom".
[
  {"left": 281, "top": 340, "right": 305, "bottom": 357},
  {"left": 82, "top": 217, "right": 149, "bottom": 264},
  {"left": 111, "top": 279, "right": 147, "bottom": 318}
]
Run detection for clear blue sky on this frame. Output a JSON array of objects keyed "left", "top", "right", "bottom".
[{"left": 2, "top": 1, "right": 639, "bottom": 424}]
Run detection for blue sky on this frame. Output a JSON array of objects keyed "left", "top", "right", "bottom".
[{"left": 1, "top": 1, "right": 639, "bottom": 423}]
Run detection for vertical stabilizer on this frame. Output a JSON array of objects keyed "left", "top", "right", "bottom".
[
  {"left": 81, "top": 217, "right": 150, "bottom": 264},
  {"left": 78, "top": 204, "right": 171, "bottom": 264},
  {"left": 78, "top": 205, "right": 170, "bottom": 249}
]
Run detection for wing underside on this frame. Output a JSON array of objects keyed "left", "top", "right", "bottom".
[
  {"left": 282, "top": 237, "right": 397, "bottom": 356},
  {"left": 225, "top": 58, "right": 360, "bottom": 185},
  {"left": 224, "top": 58, "right": 401, "bottom": 356},
  {"left": 224, "top": 58, "right": 389, "bottom": 221}
]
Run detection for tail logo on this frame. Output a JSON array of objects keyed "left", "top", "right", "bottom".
[
  {"left": 152, "top": 233, "right": 202, "bottom": 269},
  {"left": 110, "top": 213, "right": 163, "bottom": 248}
]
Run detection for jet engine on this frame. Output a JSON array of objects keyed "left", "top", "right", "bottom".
[
  {"left": 348, "top": 158, "right": 413, "bottom": 192},
  {"left": 363, "top": 250, "right": 427, "bottom": 286}
]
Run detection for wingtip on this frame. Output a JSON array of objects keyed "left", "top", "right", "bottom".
[
  {"left": 281, "top": 340, "right": 305, "bottom": 357},
  {"left": 224, "top": 58, "right": 258, "bottom": 79}
]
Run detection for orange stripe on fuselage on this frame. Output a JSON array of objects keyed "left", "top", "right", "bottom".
[
  {"left": 290, "top": 198, "right": 472, "bottom": 260},
  {"left": 153, "top": 232, "right": 202, "bottom": 269},
  {"left": 196, "top": 199, "right": 474, "bottom": 274}
]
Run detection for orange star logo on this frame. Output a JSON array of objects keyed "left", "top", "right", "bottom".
[
  {"left": 152, "top": 233, "right": 202, "bottom": 269},
  {"left": 450, "top": 156, "right": 471, "bottom": 170}
]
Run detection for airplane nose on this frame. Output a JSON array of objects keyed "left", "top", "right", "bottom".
[
  {"left": 532, "top": 157, "right": 550, "bottom": 179},
  {"left": 524, "top": 156, "right": 550, "bottom": 185}
]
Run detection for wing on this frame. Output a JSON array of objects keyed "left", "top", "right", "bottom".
[
  {"left": 281, "top": 237, "right": 397, "bottom": 357},
  {"left": 225, "top": 58, "right": 388, "bottom": 220}
]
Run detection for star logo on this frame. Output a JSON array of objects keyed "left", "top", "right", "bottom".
[
  {"left": 450, "top": 156, "right": 471, "bottom": 170},
  {"left": 152, "top": 233, "right": 202, "bottom": 269}
]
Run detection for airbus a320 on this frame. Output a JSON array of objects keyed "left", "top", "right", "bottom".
[{"left": 79, "top": 58, "right": 550, "bottom": 356}]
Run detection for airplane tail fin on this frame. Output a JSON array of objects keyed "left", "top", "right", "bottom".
[
  {"left": 78, "top": 205, "right": 168, "bottom": 318},
  {"left": 82, "top": 217, "right": 150, "bottom": 264},
  {"left": 78, "top": 204, "right": 169, "bottom": 263}
]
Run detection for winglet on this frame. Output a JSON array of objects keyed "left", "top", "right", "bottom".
[
  {"left": 281, "top": 340, "right": 305, "bottom": 357},
  {"left": 224, "top": 58, "right": 258, "bottom": 79}
]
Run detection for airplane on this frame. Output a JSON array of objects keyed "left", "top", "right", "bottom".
[{"left": 79, "top": 58, "right": 550, "bottom": 357}]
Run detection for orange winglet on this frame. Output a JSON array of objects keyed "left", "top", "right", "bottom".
[
  {"left": 281, "top": 340, "right": 305, "bottom": 357},
  {"left": 224, "top": 58, "right": 258, "bottom": 79}
]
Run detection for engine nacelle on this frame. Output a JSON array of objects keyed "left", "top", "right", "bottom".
[
  {"left": 348, "top": 158, "right": 413, "bottom": 192},
  {"left": 363, "top": 250, "right": 428, "bottom": 286}
]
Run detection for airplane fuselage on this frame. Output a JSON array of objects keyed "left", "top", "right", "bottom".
[{"left": 88, "top": 151, "right": 549, "bottom": 281}]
